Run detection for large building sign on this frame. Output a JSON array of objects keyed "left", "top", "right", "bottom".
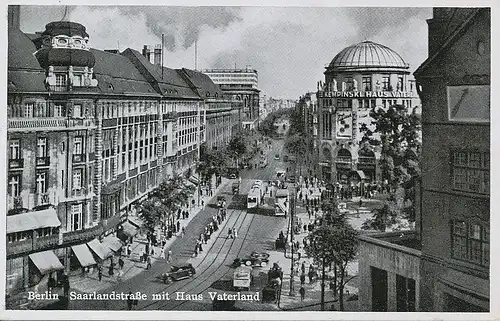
[
  {"left": 336, "top": 111, "right": 353, "bottom": 138},
  {"left": 318, "top": 91, "right": 414, "bottom": 98}
]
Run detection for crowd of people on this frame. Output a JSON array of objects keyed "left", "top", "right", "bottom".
[{"left": 193, "top": 199, "right": 228, "bottom": 258}]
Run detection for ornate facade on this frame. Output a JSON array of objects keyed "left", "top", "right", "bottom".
[{"left": 316, "top": 41, "right": 421, "bottom": 185}]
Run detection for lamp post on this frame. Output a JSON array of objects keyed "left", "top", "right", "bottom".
[{"left": 288, "top": 183, "right": 296, "bottom": 297}]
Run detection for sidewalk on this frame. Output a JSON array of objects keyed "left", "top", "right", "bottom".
[
  {"left": 70, "top": 177, "right": 230, "bottom": 294},
  {"left": 269, "top": 186, "right": 360, "bottom": 311}
]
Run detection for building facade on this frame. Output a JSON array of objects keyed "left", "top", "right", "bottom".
[
  {"left": 177, "top": 68, "right": 239, "bottom": 151},
  {"left": 414, "top": 8, "right": 490, "bottom": 312},
  {"left": 203, "top": 67, "right": 260, "bottom": 130},
  {"left": 6, "top": 15, "right": 210, "bottom": 302},
  {"left": 316, "top": 41, "right": 420, "bottom": 185}
]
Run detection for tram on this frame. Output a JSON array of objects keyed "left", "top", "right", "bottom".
[
  {"left": 247, "top": 180, "right": 264, "bottom": 209},
  {"left": 275, "top": 188, "right": 289, "bottom": 216}
]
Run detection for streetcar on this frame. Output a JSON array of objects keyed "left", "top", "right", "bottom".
[
  {"left": 275, "top": 188, "right": 289, "bottom": 216},
  {"left": 247, "top": 180, "right": 264, "bottom": 209}
]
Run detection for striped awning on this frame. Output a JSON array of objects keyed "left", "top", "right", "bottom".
[
  {"left": 7, "top": 208, "right": 60, "bottom": 234},
  {"left": 87, "top": 239, "right": 113, "bottom": 260},
  {"left": 101, "top": 235, "right": 123, "bottom": 252},
  {"left": 29, "top": 250, "right": 64, "bottom": 275},
  {"left": 120, "top": 221, "right": 139, "bottom": 238},
  {"left": 71, "top": 244, "right": 97, "bottom": 267}
]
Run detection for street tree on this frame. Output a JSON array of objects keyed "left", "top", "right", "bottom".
[
  {"left": 135, "top": 197, "right": 166, "bottom": 233},
  {"left": 305, "top": 198, "right": 358, "bottom": 311},
  {"left": 227, "top": 134, "right": 247, "bottom": 167},
  {"left": 284, "top": 133, "right": 308, "bottom": 175},
  {"left": 360, "top": 104, "right": 421, "bottom": 228}
]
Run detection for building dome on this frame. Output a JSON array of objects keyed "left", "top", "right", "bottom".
[{"left": 326, "top": 41, "right": 409, "bottom": 73}]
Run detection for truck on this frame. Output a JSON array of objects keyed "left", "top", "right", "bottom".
[{"left": 232, "top": 266, "right": 253, "bottom": 291}]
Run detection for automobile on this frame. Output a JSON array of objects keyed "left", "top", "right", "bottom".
[
  {"left": 287, "top": 175, "right": 296, "bottom": 183},
  {"left": 233, "top": 266, "right": 253, "bottom": 291},
  {"left": 229, "top": 173, "right": 237, "bottom": 179},
  {"left": 233, "top": 252, "right": 270, "bottom": 268},
  {"left": 283, "top": 155, "right": 289, "bottom": 162},
  {"left": 160, "top": 264, "right": 196, "bottom": 283},
  {"left": 274, "top": 154, "right": 280, "bottom": 160}
]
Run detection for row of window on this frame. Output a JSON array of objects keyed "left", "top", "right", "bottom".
[
  {"left": 338, "top": 75, "right": 407, "bottom": 92},
  {"left": 452, "top": 151, "right": 489, "bottom": 194},
  {"left": 6, "top": 227, "right": 59, "bottom": 243},
  {"left": 9, "top": 102, "right": 88, "bottom": 118}
]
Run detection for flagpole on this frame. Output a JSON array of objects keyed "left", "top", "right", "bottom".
[{"left": 161, "top": 34, "right": 164, "bottom": 78}]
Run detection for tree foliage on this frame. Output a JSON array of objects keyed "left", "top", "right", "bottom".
[
  {"left": 360, "top": 104, "right": 421, "bottom": 225},
  {"left": 197, "top": 145, "right": 231, "bottom": 183},
  {"left": 227, "top": 133, "right": 247, "bottom": 160},
  {"left": 258, "top": 108, "right": 292, "bottom": 137},
  {"left": 305, "top": 198, "right": 358, "bottom": 311},
  {"left": 136, "top": 177, "right": 195, "bottom": 232}
]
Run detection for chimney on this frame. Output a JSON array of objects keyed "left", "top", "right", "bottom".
[
  {"left": 154, "top": 44, "right": 162, "bottom": 66},
  {"left": 142, "top": 45, "right": 152, "bottom": 63}
]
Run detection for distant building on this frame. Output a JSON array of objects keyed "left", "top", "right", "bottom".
[
  {"left": 414, "top": 8, "right": 490, "bottom": 312},
  {"left": 316, "top": 41, "right": 420, "bottom": 185},
  {"left": 203, "top": 67, "right": 260, "bottom": 130}
]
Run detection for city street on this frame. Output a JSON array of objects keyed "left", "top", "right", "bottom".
[{"left": 68, "top": 138, "right": 290, "bottom": 310}]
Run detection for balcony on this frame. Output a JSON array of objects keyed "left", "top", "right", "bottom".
[
  {"left": 63, "top": 225, "right": 103, "bottom": 244},
  {"left": 336, "top": 156, "right": 352, "bottom": 164},
  {"left": 8, "top": 159, "right": 24, "bottom": 169},
  {"left": 70, "top": 187, "right": 88, "bottom": 199},
  {"left": 8, "top": 118, "right": 67, "bottom": 130},
  {"left": 35, "top": 193, "right": 50, "bottom": 207},
  {"left": 358, "top": 157, "right": 376, "bottom": 164},
  {"left": 6, "top": 234, "right": 60, "bottom": 257},
  {"left": 67, "top": 118, "right": 95, "bottom": 128},
  {"left": 36, "top": 157, "right": 50, "bottom": 167},
  {"left": 72, "top": 154, "right": 86, "bottom": 163}
]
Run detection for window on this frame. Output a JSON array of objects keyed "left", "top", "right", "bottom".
[
  {"left": 9, "top": 140, "right": 20, "bottom": 159},
  {"left": 8, "top": 174, "right": 21, "bottom": 197},
  {"left": 345, "top": 76, "right": 354, "bottom": 90},
  {"left": 71, "top": 203, "right": 83, "bottom": 231},
  {"left": 73, "top": 104, "right": 82, "bottom": 118},
  {"left": 36, "top": 172, "right": 47, "bottom": 193},
  {"left": 73, "top": 136, "right": 83, "bottom": 155},
  {"left": 452, "top": 151, "right": 489, "bottom": 194},
  {"left": 382, "top": 76, "right": 390, "bottom": 90},
  {"left": 397, "top": 76, "right": 404, "bottom": 91},
  {"left": 37, "top": 137, "right": 47, "bottom": 157},
  {"left": 54, "top": 103, "right": 65, "bottom": 117},
  {"left": 24, "top": 103, "right": 34, "bottom": 118},
  {"left": 452, "top": 221, "right": 489, "bottom": 266},
  {"left": 73, "top": 169, "right": 82, "bottom": 190},
  {"left": 362, "top": 76, "right": 372, "bottom": 91},
  {"left": 55, "top": 74, "right": 67, "bottom": 89}
]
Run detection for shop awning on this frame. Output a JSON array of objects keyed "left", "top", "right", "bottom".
[
  {"left": 101, "top": 235, "right": 123, "bottom": 253},
  {"left": 128, "top": 217, "right": 143, "bottom": 229},
  {"left": 188, "top": 176, "right": 199, "bottom": 185},
  {"left": 356, "top": 170, "right": 367, "bottom": 180},
  {"left": 71, "top": 244, "right": 97, "bottom": 267},
  {"left": 87, "top": 239, "right": 113, "bottom": 260},
  {"left": 29, "top": 250, "right": 64, "bottom": 275},
  {"left": 7, "top": 208, "right": 61, "bottom": 234},
  {"left": 120, "top": 221, "right": 139, "bottom": 238}
]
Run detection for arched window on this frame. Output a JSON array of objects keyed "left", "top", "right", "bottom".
[{"left": 337, "top": 148, "right": 351, "bottom": 157}]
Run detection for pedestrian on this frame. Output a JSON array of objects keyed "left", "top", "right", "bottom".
[
  {"left": 98, "top": 266, "right": 103, "bottom": 281},
  {"left": 359, "top": 198, "right": 363, "bottom": 207},
  {"left": 127, "top": 244, "right": 132, "bottom": 256},
  {"left": 198, "top": 242, "right": 203, "bottom": 252},
  {"left": 127, "top": 292, "right": 133, "bottom": 310},
  {"left": 299, "top": 286, "right": 305, "bottom": 301},
  {"left": 201, "top": 200, "right": 205, "bottom": 207},
  {"left": 301, "top": 262, "right": 306, "bottom": 274},
  {"left": 119, "top": 257, "right": 124, "bottom": 270},
  {"left": 194, "top": 246, "right": 198, "bottom": 257},
  {"left": 181, "top": 227, "right": 186, "bottom": 238},
  {"left": 308, "top": 270, "right": 314, "bottom": 283},
  {"left": 204, "top": 233, "right": 208, "bottom": 244},
  {"left": 167, "top": 250, "right": 172, "bottom": 262},
  {"left": 177, "top": 221, "right": 180, "bottom": 233},
  {"left": 228, "top": 228, "right": 233, "bottom": 239},
  {"left": 150, "top": 247, "right": 155, "bottom": 257},
  {"left": 146, "top": 256, "right": 152, "bottom": 269},
  {"left": 160, "top": 248, "right": 166, "bottom": 259},
  {"left": 300, "top": 273, "right": 305, "bottom": 285},
  {"left": 233, "top": 228, "right": 238, "bottom": 238}
]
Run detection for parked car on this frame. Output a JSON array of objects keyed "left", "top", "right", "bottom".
[
  {"left": 274, "top": 154, "right": 280, "bottom": 160},
  {"left": 233, "top": 252, "right": 270, "bottom": 268},
  {"left": 160, "top": 264, "right": 196, "bottom": 283},
  {"left": 287, "top": 175, "right": 296, "bottom": 183}
]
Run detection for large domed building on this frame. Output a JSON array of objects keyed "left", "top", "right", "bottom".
[{"left": 316, "top": 40, "right": 420, "bottom": 185}]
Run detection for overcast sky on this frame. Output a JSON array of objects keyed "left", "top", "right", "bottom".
[{"left": 19, "top": 6, "right": 432, "bottom": 99}]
